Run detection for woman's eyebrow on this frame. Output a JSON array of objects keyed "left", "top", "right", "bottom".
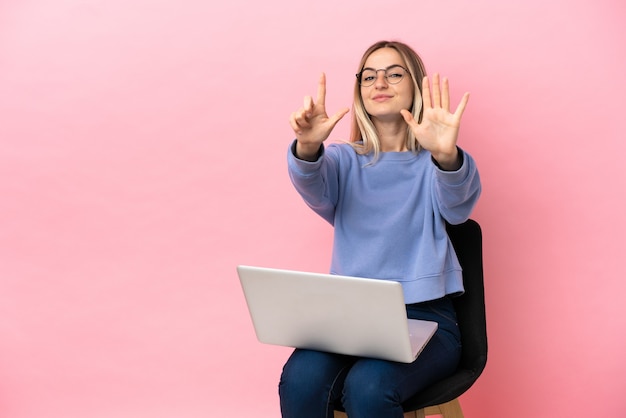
[{"left": 361, "top": 64, "right": 404, "bottom": 71}]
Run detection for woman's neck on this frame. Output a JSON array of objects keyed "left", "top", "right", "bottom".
[{"left": 374, "top": 119, "right": 408, "bottom": 152}]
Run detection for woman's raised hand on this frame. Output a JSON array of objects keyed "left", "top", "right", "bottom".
[
  {"left": 401, "top": 74, "right": 469, "bottom": 170},
  {"left": 289, "top": 73, "right": 350, "bottom": 161}
]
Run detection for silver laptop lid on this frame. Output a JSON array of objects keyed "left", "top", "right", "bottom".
[{"left": 237, "top": 265, "right": 437, "bottom": 363}]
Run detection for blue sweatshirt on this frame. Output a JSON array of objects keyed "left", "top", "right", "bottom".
[{"left": 287, "top": 140, "right": 481, "bottom": 304}]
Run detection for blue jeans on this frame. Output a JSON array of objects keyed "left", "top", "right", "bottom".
[{"left": 278, "top": 297, "right": 462, "bottom": 418}]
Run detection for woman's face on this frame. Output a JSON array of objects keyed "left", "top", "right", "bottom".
[{"left": 360, "top": 47, "right": 414, "bottom": 122}]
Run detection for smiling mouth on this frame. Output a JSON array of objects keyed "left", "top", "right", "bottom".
[{"left": 373, "top": 95, "right": 392, "bottom": 102}]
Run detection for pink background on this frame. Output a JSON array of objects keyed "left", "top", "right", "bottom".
[{"left": 1, "top": 1, "right": 625, "bottom": 417}]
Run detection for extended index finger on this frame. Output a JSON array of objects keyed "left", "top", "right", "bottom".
[{"left": 316, "top": 72, "right": 327, "bottom": 107}]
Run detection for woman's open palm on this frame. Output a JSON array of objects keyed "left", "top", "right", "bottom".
[{"left": 401, "top": 74, "right": 469, "bottom": 162}]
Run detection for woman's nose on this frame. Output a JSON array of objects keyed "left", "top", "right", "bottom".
[{"left": 374, "top": 71, "right": 388, "bottom": 88}]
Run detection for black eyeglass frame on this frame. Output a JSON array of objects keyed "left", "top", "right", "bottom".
[{"left": 355, "top": 64, "right": 411, "bottom": 86}]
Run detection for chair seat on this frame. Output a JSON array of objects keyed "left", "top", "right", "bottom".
[{"left": 402, "top": 367, "right": 483, "bottom": 411}]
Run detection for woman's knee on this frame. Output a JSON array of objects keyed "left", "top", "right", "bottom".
[
  {"left": 279, "top": 349, "right": 352, "bottom": 400},
  {"left": 279, "top": 350, "right": 354, "bottom": 417},
  {"left": 342, "top": 360, "right": 400, "bottom": 411}
]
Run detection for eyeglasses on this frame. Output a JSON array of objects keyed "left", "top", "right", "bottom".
[{"left": 356, "top": 65, "right": 410, "bottom": 87}]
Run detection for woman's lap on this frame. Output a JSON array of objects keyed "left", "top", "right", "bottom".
[
  {"left": 279, "top": 297, "right": 462, "bottom": 418},
  {"left": 279, "top": 331, "right": 459, "bottom": 418}
]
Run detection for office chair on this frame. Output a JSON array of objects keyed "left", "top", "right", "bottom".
[{"left": 334, "top": 219, "right": 487, "bottom": 418}]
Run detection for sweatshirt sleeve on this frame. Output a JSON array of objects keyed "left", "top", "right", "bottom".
[
  {"left": 432, "top": 147, "right": 482, "bottom": 225},
  {"left": 287, "top": 140, "right": 339, "bottom": 225}
]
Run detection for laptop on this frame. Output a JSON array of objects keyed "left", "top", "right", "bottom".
[{"left": 236, "top": 265, "right": 438, "bottom": 363}]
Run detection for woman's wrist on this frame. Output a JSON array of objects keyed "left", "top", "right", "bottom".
[
  {"left": 295, "top": 141, "right": 323, "bottom": 162},
  {"left": 432, "top": 147, "right": 462, "bottom": 171}
]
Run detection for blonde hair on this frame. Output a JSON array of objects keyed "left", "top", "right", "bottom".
[{"left": 349, "top": 40, "right": 427, "bottom": 162}]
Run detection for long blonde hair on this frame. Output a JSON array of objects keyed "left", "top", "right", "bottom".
[{"left": 349, "top": 41, "right": 427, "bottom": 162}]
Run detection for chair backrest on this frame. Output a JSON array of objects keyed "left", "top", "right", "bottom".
[
  {"left": 402, "top": 219, "right": 487, "bottom": 410},
  {"left": 447, "top": 219, "right": 487, "bottom": 374}
]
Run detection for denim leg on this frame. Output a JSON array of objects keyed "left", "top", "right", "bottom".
[
  {"left": 341, "top": 297, "right": 462, "bottom": 418},
  {"left": 279, "top": 348, "right": 356, "bottom": 418},
  {"left": 341, "top": 328, "right": 461, "bottom": 418}
]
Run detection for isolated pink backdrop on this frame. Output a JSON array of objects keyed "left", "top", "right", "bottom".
[{"left": 1, "top": 0, "right": 625, "bottom": 417}]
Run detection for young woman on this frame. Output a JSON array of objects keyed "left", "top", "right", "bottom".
[{"left": 281, "top": 40, "right": 481, "bottom": 418}]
